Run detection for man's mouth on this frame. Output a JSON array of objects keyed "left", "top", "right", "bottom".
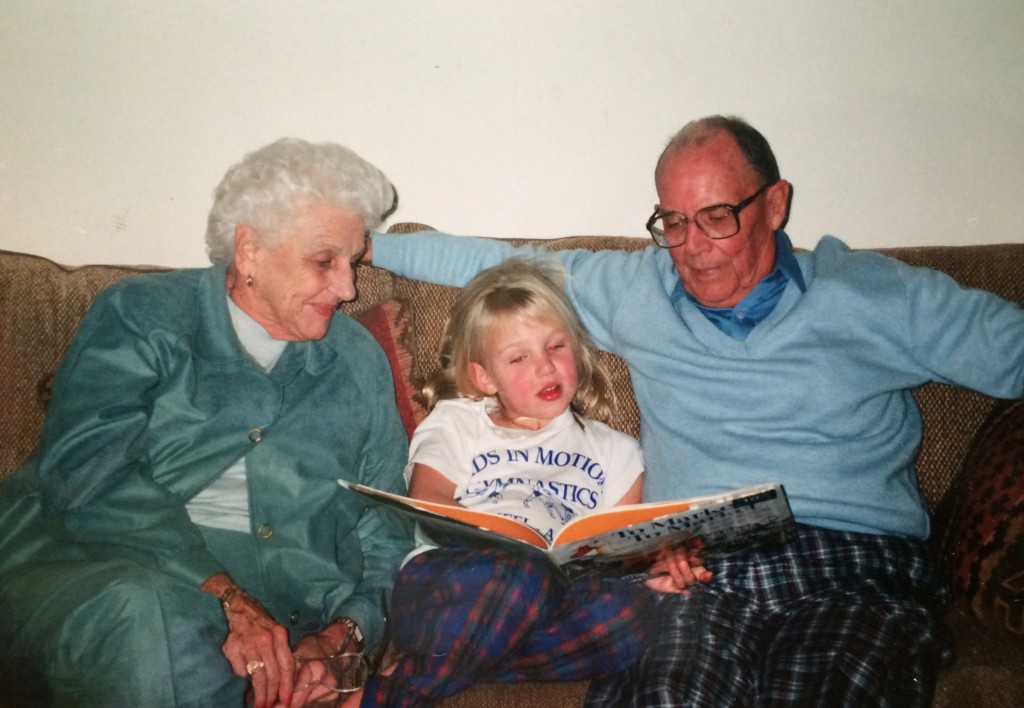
[{"left": 689, "top": 263, "right": 721, "bottom": 278}]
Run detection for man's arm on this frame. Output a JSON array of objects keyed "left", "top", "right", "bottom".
[
  {"left": 902, "top": 259, "right": 1024, "bottom": 398},
  {"left": 364, "top": 229, "right": 656, "bottom": 355},
  {"left": 366, "top": 229, "right": 533, "bottom": 287}
]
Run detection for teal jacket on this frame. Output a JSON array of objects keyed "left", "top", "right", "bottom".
[{"left": 0, "top": 266, "right": 411, "bottom": 648}]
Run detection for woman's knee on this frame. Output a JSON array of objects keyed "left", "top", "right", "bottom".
[
  {"left": 63, "top": 560, "right": 214, "bottom": 637},
  {"left": 40, "top": 560, "right": 235, "bottom": 704}
]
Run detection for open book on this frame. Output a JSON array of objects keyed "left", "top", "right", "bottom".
[{"left": 339, "top": 479, "right": 795, "bottom": 578}]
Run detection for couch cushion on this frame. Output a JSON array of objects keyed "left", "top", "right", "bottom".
[
  {"left": 353, "top": 297, "right": 428, "bottom": 440},
  {"left": 941, "top": 397, "right": 1024, "bottom": 638},
  {"left": 0, "top": 250, "right": 159, "bottom": 478}
]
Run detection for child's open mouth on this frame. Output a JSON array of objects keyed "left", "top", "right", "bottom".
[{"left": 537, "top": 385, "right": 562, "bottom": 401}]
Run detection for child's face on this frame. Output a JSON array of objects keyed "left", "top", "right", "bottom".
[{"left": 468, "top": 312, "right": 579, "bottom": 428}]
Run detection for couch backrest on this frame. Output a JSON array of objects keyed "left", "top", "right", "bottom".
[
  {"left": 3, "top": 234, "right": 1023, "bottom": 516},
  {"left": 0, "top": 251, "right": 161, "bottom": 475}
]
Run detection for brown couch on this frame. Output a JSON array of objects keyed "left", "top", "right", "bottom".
[{"left": 2, "top": 224, "right": 1023, "bottom": 707}]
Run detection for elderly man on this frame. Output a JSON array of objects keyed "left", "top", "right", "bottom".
[{"left": 366, "top": 116, "right": 1024, "bottom": 706}]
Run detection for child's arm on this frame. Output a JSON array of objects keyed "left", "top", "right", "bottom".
[
  {"left": 612, "top": 474, "right": 643, "bottom": 506},
  {"left": 644, "top": 544, "right": 714, "bottom": 594},
  {"left": 407, "top": 463, "right": 461, "bottom": 507}
]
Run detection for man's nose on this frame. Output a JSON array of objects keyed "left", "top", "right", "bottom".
[{"left": 682, "top": 221, "right": 712, "bottom": 254}]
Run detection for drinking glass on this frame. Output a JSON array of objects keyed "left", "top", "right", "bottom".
[{"left": 295, "top": 651, "right": 369, "bottom": 696}]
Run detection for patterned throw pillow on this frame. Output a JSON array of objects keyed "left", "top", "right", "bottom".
[
  {"left": 942, "top": 398, "right": 1024, "bottom": 637},
  {"left": 353, "top": 298, "right": 428, "bottom": 441}
]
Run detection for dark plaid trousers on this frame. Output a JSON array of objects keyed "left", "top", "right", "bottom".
[
  {"left": 362, "top": 547, "right": 653, "bottom": 707},
  {"left": 585, "top": 525, "right": 950, "bottom": 708}
]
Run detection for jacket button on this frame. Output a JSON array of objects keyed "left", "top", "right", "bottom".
[
  {"left": 257, "top": 523, "right": 274, "bottom": 539},
  {"left": 248, "top": 428, "right": 263, "bottom": 443},
  {"left": 289, "top": 610, "right": 300, "bottom": 625}
]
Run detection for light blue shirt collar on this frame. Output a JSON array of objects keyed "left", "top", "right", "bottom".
[
  {"left": 226, "top": 295, "right": 288, "bottom": 371},
  {"left": 672, "top": 230, "right": 805, "bottom": 340}
]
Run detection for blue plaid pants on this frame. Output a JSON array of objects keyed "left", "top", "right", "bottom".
[
  {"left": 362, "top": 547, "right": 654, "bottom": 707},
  {"left": 585, "top": 525, "right": 950, "bottom": 708}
]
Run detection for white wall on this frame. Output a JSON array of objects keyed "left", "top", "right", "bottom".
[{"left": 2, "top": 0, "right": 1022, "bottom": 267}]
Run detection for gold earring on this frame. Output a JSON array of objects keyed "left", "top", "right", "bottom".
[{"left": 246, "top": 275, "right": 253, "bottom": 287}]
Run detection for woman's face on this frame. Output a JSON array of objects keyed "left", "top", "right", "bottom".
[{"left": 233, "top": 199, "right": 367, "bottom": 341}]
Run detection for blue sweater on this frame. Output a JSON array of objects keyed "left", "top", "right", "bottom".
[{"left": 374, "top": 230, "right": 1024, "bottom": 539}]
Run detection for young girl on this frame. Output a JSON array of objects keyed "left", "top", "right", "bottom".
[{"left": 361, "top": 259, "right": 705, "bottom": 707}]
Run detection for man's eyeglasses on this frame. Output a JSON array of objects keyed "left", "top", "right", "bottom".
[{"left": 646, "top": 181, "right": 776, "bottom": 249}]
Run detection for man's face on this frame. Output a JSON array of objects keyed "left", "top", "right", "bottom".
[{"left": 655, "top": 131, "right": 789, "bottom": 308}]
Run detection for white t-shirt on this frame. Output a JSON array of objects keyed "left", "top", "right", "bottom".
[{"left": 407, "top": 397, "right": 644, "bottom": 546}]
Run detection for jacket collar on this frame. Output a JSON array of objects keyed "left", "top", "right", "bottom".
[{"left": 193, "top": 266, "right": 340, "bottom": 380}]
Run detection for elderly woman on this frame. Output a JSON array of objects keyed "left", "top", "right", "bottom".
[{"left": 0, "top": 139, "right": 412, "bottom": 707}]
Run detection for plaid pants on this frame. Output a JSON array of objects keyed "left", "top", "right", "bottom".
[
  {"left": 363, "top": 547, "right": 653, "bottom": 707},
  {"left": 585, "top": 525, "right": 950, "bottom": 708}
]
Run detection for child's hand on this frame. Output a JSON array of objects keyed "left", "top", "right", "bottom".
[{"left": 644, "top": 543, "right": 713, "bottom": 594}]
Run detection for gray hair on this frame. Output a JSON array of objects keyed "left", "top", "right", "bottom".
[
  {"left": 655, "top": 115, "right": 780, "bottom": 188},
  {"left": 204, "top": 138, "right": 396, "bottom": 265}
]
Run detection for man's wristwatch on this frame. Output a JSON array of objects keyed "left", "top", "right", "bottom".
[{"left": 330, "top": 616, "right": 365, "bottom": 652}]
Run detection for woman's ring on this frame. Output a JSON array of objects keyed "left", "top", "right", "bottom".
[{"left": 246, "top": 659, "right": 265, "bottom": 675}]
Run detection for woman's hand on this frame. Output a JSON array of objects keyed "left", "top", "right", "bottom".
[
  {"left": 644, "top": 543, "right": 713, "bottom": 594},
  {"left": 202, "top": 573, "right": 294, "bottom": 708},
  {"left": 288, "top": 623, "right": 361, "bottom": 707}
]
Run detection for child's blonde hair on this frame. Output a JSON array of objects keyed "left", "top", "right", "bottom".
[{"left": 421, "top": 259, "right": 616, "bottom": 425}]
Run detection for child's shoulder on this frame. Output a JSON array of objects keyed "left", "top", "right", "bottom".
[
  {"left": 418, "top": 397, "right": 487, "bottom": 428},
  {"left": 578, "top": 416, "right": 641, "bottom": 449},
  {"left": 410, "top": 397, "right": 488, "bottom": 448},
  {"left": 430, "top": 397, "right": 484, "bottom": 415}
]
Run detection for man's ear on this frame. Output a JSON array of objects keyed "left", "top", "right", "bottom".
[
  {"left": 467, "top": 361, "right": 498, "bottom": 396},
  {"left": 768, "top": 180, "right": 793, "bottom": 231}
]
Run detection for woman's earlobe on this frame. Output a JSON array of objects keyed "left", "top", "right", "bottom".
[{"left": 233, "top": 224, "right": 260, "bottom": 266}]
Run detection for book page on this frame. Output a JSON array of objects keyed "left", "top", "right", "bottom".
[
  {"left": 338, "top": 481, "right": 549, "bottom": 549},
  {"left": 551, "top": 499, "right": 697, "bottom": 545},
  {"left": 549, "top": 483, "right": 795, "bottom": 570}
]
